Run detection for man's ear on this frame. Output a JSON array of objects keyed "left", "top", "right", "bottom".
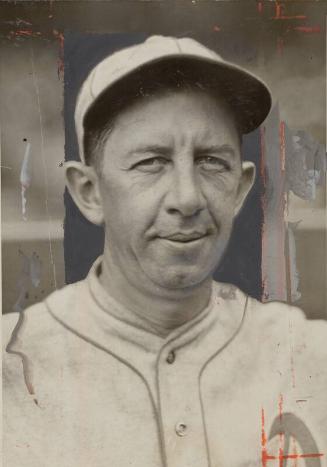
[
  {"left": 65, "top": 161, "right": 104, "bottom": 226},
  {"left": 234, "top": 161, "right": 256, "bottom": 216}
]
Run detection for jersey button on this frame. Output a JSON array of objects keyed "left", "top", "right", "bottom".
[
  {"left": 166, "top": 350, "right": 175, "bottom": 364},
  {"left": 175, "top": 422, "right": 187, "bottom": 437}
]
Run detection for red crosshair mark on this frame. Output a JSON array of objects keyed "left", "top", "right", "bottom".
[
  {"left": 261, "top": 395, "right": 324, "bottom": 466},
  {"left": 257, "top": 1, "right": 321, "bottom": 55}
]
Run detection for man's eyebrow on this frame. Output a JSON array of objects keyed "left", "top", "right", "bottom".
[
  {"left": 125, "top": 144, "right": 237, "bottom": 160},
  {"left": 195, "top": 144, "right": 236, "bottom": 157},
  {"left": 126, "top": 145, "right": 172, "bottom": 157}
]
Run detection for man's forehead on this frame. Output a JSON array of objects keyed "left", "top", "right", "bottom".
[{"left": 104, "top": 90, "right": 241, "bottom": 148}]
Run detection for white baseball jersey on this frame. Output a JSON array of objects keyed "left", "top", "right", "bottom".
[{"left": 3, "top": 257, "right": 327, "bottom": 467}]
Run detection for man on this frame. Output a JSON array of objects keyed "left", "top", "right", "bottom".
[{"left": 3, "top": 36, "right": 327, "bottom": 467}]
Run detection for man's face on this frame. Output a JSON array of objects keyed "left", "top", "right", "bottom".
[{"left": 98, "top": 90, "right": 252, "bottom": 290}]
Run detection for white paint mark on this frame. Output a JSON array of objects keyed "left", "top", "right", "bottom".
[
  {"left": 13, "top": 250, "right": 30, "bottom": 313},
  {"left": 288, "top": 130, "right": 326, "bottom": 200},
  {"left": 30, "top": 252, "right": 42, "bottom": 288},
  {"left": 287, "top": 221, "right": 301, "bottom": 303},
  {"left": 20, "top": 142, "right": 32, "bottom": 220},
  {"left": 13, "top": 250, "right": 42, "bottom": 313}
]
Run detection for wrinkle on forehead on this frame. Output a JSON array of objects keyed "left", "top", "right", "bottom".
[{"left": 103, "top": 90, "right": 241, "bottom": 160}]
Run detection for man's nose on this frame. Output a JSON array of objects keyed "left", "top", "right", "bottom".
[{"left": 164, "top": 165, "right": 206, "bottom": 217}]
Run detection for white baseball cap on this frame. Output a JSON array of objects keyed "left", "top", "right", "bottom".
[{"left": 75, "top": 35, "right": 272, "bottom": 164}]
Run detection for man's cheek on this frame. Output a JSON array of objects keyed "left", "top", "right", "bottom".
[
  {"left": 204, "top": 173, "right": 239, "bottom": 194},
  {"left": 209, "top": 200, "right": 234, "bottom": 224}
]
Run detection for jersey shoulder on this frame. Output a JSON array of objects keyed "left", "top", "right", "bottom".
[
  {"left": 2, "top": 280, "right": 88, "bottom": 378},
  {"left": 247, "top": 295, "right": 327, "bottom": 342},
  {"left": 212, "top": 282, "right": 327, "bottom": 358},
  {"left": 246, "top": 295, "right": 327, "bottom": 383}
]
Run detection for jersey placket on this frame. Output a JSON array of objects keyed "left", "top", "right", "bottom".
[
  {"left": 156, "top": 343, "right": 210, "bottom": 467},
  {"left": 153, "top": 291, "right": 248, "bottom": 467}
]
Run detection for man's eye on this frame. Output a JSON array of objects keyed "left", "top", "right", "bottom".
[
  {"left": 196, "top": 156, "right": 230, "bottom": 172},
  {"left": 133, "top": 157, "right": 167, "bottom": 173}
]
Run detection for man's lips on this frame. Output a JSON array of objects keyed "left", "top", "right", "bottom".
[{"left": 158, "top": 232, "right": 209, "bottom": 243}]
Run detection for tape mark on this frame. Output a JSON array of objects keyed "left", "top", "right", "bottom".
[
  {"left": 53, "top": 29, "right": 64, "bottom": 79},
  {"left": 260, "top": 126, "right": 269, "bottom": 301},
  {"left": 257, "top": 2, "right": 263, "bottom": 14},
  {"left": 293, "top": 26, "right": 321, "bottom": 34}
]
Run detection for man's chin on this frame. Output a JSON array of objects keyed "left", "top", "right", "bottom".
[{"left": 146, "top": 264, "right": 213, "bottom": 290}]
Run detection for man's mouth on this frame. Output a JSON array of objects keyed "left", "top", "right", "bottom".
[{"left": 159, "top": 232, "right": 209, "bottom": 243}]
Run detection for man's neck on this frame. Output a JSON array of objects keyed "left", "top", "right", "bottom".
[{"left": 99, "top": 255, "right": 213, "bottom": 337}]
